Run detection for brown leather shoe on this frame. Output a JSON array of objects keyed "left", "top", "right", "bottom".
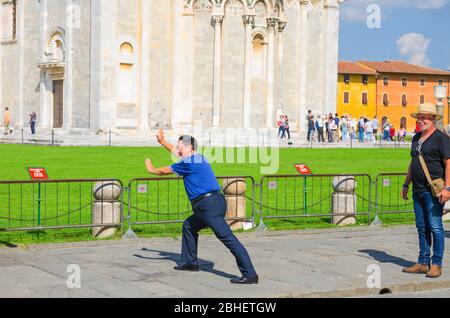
[
  {"left": 426, "top": 265, "right": 442, "bottom": 278},
  {"left": 402, "top": 263, "right": 429, "bottom": 274}
]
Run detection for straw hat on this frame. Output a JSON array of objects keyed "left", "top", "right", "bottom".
[{"left": 411, "top": 103, "right": 443, "bottom": 120}]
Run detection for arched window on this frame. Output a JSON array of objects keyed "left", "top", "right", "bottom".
[
  {"left": 383, "top": 93, "right": 389, "bottom": 106},
  {"left": 118, "top": 42, "right": 136, "bottom": 103},
  {"left": 400, "top": 117, "right": 407, "bottom": 129},
  {"left": 193, "top": 0, "right": 213, "bottom": 14},
  {"left": 254, "top": 1, "right": 267, "bottom": 26},
  {"left": 252, "top": 33, "right": 266, "bottom": 78},
  {"left": 47, "top": 32, "right": 66, "bottom": 62},
  {"left": 401, "top": 94, "right": 407, "bottom": 107},
  {"left": 120, "top": 42, "right": 133, "bottom": 54},
  {"left": 225, "top": 0, "right": 244, "bottom": 16},
  {"left": 420, "top": 95, "right": 425, "bottom": 104}
]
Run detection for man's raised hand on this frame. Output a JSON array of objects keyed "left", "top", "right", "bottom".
[{"left": 156, "top": 129, "right": 165, "bottom": 145}]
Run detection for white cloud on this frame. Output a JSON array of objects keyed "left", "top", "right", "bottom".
[{"left": 396, "top": 33, "right": 432, "bottom": 67}]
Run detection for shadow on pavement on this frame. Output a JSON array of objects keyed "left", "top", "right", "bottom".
[
  {"left": 134, "top": 247, "right": 238, "bottom": 280},
  {"left": 445, "top": 231, "right": 450, "bottom": 239},
  {"left": 358, "top": 249, "right": 415, "bottom": 268},
  {"left": 0, "top": 241, "right": 17, "bottom": 248}
]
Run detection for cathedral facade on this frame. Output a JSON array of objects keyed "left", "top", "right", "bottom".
[{"left": 0, "top": 0, "right": 343, "bottom": 134}]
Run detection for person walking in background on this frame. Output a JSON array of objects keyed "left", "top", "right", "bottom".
[
  {"left": 282, "top": 115, "right": 291, "bottom": 141},
  {"left": 358, "top": 116, "right": 365, "bottom": 142},
  {"left": 307, "top": 115, "right": 316, "bottom": 142},
  {"left": 373, "top": 116, "right": 379, "bottom": 141},
  {"left": 365, "top": 117, "right": 374, "bottom": 143},
  {"left": 277, "top": 115, "right": 285, "bottom": 139},
  {"left": 390, "top": 125, "right": 396, "bottom": 141},
  {"left": 29, "top": 112, "right": 37, "bottom": 136},
  {"left": 334, "top": 113, "right": 341, "bottom": 142},
  {"left": 327, "top": 113, "right": 335, "bottom": 143},
  {"left": 398, "top": 125, "right": 407, "bottom": 142},
  {"left": 340, "top": 116, "right": 348, "bottom": 142},
  {"left": 316, "top": 115, "right": 324, "bottom": 143},
  {"left": 3, "top": 107, "right": 12, "bottom": 135},
  {"left": 383, "top": 120, "right": 391, "bottom": 141}
]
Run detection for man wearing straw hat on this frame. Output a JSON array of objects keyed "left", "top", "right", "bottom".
[
  {"left": 401, "top": 103, "right": 450, "bottom": 278},
  {"left": 144, "top": 130, "right": 259, "bottom": 284}
]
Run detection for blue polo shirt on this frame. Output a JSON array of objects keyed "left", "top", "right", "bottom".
[{"left": 170, "top": 154, "right": 221, "bottom": 201}]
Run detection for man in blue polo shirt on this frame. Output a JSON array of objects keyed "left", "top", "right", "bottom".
[{"left": 145, "top": 130, "right": 258, "bottom": 284}]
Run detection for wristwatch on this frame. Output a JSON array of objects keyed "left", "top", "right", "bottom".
[{"left": 446, "top": 186, "right": 450, "bottom": 192}]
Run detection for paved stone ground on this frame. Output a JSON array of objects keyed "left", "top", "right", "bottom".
[{"left": 1, "top": 224, "right": 449, "bottom": 298}]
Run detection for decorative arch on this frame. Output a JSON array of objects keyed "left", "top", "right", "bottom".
[
  {"left": 117, "top": 37, "right": 138, "bottom": 104},
  {"left": 222, "top": 0, "right": 247, "bottom": 16},
  {"left": 192, "top": 0, "right": 213, "bottom": 14},
  {"left": 254, "top": 1, "right": 268, "bottom": 26},
  {"left": 47, "top": 28, "right": 66, "bottom": 62}
]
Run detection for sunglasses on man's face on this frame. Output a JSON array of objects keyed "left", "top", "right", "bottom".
[{"left": 417, "top": 115, "right": 434, "bottom": 121}]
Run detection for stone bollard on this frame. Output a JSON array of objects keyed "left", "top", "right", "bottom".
[
  {"left": 331, "top": 176, "right": 357, "bottom": 226},
  {"left": 443, "top": 201, "right": 450, "bottom": 222},
  {"left": 92, "top": 181, "right": 122, "bottom": 238},
  {"left": 222, "top": 178, "right": 247, "bottom": 231}
]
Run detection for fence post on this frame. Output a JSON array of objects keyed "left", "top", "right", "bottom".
[
  {"left": 51, "top": 130, "right": 54, "bottom": 146},
  {"left": 21, "top": 128, "right": 24, "bottom": 144},
  {"left": 122, "top": 185, "right": 138, "bottom": 239}
]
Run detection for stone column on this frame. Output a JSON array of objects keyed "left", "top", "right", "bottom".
[
  {"left": 171, "top": 3, "right": 194, "bottom": 130},
  {"left": 322, "top": 0, "right": 342, "bottom": 115},
  {"left": 64, "top": 0, "right": 74, "bottom": 130},
  {"left": 277, "top": 20, "right": 287, "bottom": 116},
  {"left": 90, "top": 0, "right": 117, "bottom": 131},
  {"left": 17, "top": 0, "right": 25, "bottom": 127},
  {"left": 39, "top": 0, "right": 49, "bottom": 129},
  {"left": 242, "top": 15, "right": 255, "bottom": 128},
  {"left": 212, "top": 15, "right": 224, "bottom": 127},
  {"left": 140, "top": 0, "right": 150, "bottom": 132},
  {"left": 298, "top": 0, "right": 308, "bottom": 132},
  {"left": 266, "top": 17, "right": 278, "bottom": 129}
]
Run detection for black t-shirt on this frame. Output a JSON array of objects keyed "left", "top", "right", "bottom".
[{"left": 410, "top": 130, "right": 450, "bottom": 193}]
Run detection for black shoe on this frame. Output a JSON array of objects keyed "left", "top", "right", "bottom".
[
  {"left": 230, "top": 275, "right": 259, "bottom": 284},
  {"left": 173, "top": 264, "right": 200, "bottom": 272}
]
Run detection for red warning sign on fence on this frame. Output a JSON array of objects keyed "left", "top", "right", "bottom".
[
  {"left": 294, "top": 164, "right": 312, "bottom": 175},
  {"left": 27, "top": 167, "right": 49, "bottom": 181}
]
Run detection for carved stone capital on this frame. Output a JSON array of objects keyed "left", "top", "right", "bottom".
[
  {"left": 278, "top": 20, "right": 287, "bottom": 32},
  {"left": 266, "top": 17, "right": 279, "bottom": 30},
  {"left": 212, "top": 15, "right": 224, "bottom": 25},
  {"left": 242, "top": 15, "right": 255, "bottom": 26},
  {"left": 299, "top": 0, "right": 309, "bottom": 6}
]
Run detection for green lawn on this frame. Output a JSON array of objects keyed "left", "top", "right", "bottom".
[{"left": 0, "top": 144, "right": 416, "bottom": 247}]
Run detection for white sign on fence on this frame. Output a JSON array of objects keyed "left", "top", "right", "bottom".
[
  {"left": 268, "top": 181, "right": 277, "bottom": 190},
  {"left": 383, "top": 179, "right": 391, "bottom": 187},
  {"left": 138, "top": 184, "right": 148, "bottom": 194}
]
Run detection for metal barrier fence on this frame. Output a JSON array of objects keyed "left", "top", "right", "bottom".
[
  {"left": 125, "top": 176, "right": 256, "bottom": 229},
  {"left": 374, "top": 173, "right": 414, "bottom": 219},
  {"left": 0, "top": 179, "right": 123, "bottom": 232},
  {"left": 259, "top": 174, "right": 373, "bottom": 225},
  {"left": 0, "top": 174, "right": 417, "bottom": 234}
]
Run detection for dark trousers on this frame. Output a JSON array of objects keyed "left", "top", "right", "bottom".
[
  {"left": 181, "top": 192, "right": 257, "bottom": 278},
  {"left": 31, "top": 122, "right": 36, "bottom": 135},
  {"left": 317, "top": 127, "right": 324, "bottom": 142}
]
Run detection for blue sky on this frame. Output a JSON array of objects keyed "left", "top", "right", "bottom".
[{"left": 339, "top": 0, "right": 450, "bottom": 70}]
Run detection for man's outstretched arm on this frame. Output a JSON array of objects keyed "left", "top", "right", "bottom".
[
  {"left": 145, "top": 159, "right": 174, "bottom": 176},
  {"left": 157, "top": 129, "right": 179, "bottom": 157}
]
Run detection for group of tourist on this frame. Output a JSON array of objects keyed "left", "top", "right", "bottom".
[{"left": 306, "top": 111, "right": 410, "bottom": 143}]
